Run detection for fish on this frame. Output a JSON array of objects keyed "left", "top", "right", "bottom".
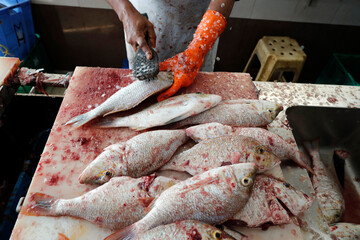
[
  {"left": 185, "top": 123, "right": 313, "bottom": 173},
  {"left": 172, "top": 99, "right": 283, "bottom": 128},
  {"left": 22, "top": 175, "right": 178, "bottom": 230},
  {"left": 160, "top": 135, "right": 281, "bottom": 175},
  {"left": 135, "top": 220, "right": 235, "bottom": 240},
  {"left": 230, "top": 174, "right": 313, "bottom": 227},
  {"left": 303, "top": 140, "right": 345, "bottom": 224},
  {"left": 94, "top": 93, "right": 222, "bottom": 130},
  {"left": 79, "top": 129, "right": 188, "bottom": 184},
  {"left": 104, "top": 163, "right": 258, "bottom": 240},
  {"left": 65, "top": 72, "right": 174, "bottom": 129},
  {"left": 330, "top": 223, "right": 360, "bottom": 240}
]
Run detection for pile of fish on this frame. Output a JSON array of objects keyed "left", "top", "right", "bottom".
[
  {"left": 302, "top": 141, "right": 360, "bottom": 239},
  {"left": 25, "top": 80, "right": 359, "bottom": 239}
]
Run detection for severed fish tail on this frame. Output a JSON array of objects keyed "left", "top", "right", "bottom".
[
  {"left": 21, "top": 192, "right": 57, "bottom": 216},
  {"left": 104, "top": 223, "right": 137, "bottom": 240}
]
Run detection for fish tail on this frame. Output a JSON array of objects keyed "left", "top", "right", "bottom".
[
  {"left": 104, "top": 224, "right": 137, "bottom": 240},
  {"left": 293, "top": 151, "right": 315, "bottom": 175},
  {"left": 65, "top": 111, "right": 96, "bottom": 129},
  {"left": 21, "top": 192, "right": 57, "bottom": 216},
  {"left": 302, "top": 139, "right": 320, "bottom": 160}
]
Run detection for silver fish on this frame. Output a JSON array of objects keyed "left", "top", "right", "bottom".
[
  {"left": 231, "top": 174, "right": 313, "bottom": 227},
  {"left": 95, "top": 93, "right": 222, "bottom": 130},
  {"left": 135, "top": 220, "right": 235, "bottom": 240},
  {"left": 79, "top": 129, "right": 188, "bottom": 184},
  {"left": 330, "top": 223, "right": 360, "bottom": 240},
  {"left": 303, "top": 140, "right": 345, "bottom": 224},
  {"left": 161, "top": 135, "right": 281, "bottom": 175},
  {"left": 65, "top": 72, "right": 174, "bottom": 129},
  {"left": 173, "top": 99, "right": 283, "bottom": 128},
  {"left": 22, "top": 175, "right": 178, "bottom": 230},
  {"left": 104, "top": 163, "right": 258, "bottom": 240},
  {"left": 185, "top": 123, "right": 313, "bottom": 173}
]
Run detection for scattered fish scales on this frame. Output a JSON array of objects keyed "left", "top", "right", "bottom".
[
  {"left": 79, "top": 129, "right": 188, "bottom": 184},
  {"left": 22, "top": 175, "right": 178, "bottom": 230},
  {"left": 95, "top": 93, "right": 222, "bottom": 130},
  {"left": 303, "top": 140, "right": 345, "bottom": 224},
  {"left": 65, "top": 72, "right": 174, "bottom": 129},
  {"left": 161, "top": 135, "right": 281, "bottom": 175},
  {"left": 104, "top": 163, "right": 258, "bottom": 240},
  {"left": 135, "top": 220, "right": 235, "bottom": 240},
  {"left": 173, "top": 99, "right": 283, "bottom": 128}
]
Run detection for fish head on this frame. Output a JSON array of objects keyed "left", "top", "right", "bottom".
[
  {"left": 231, "top": 162, "right": 258, "bottom": 193},
  {"left": 254, "top": 101, "right": 283, "bottom": 123},
  {"left": 181, "top": 220, "right": 235, "bottom": 240},
  {"left": 203, "top": 227, "right": 235, "bottom": 240},
  {"left": 78, "top": 144, "right": 127, "bottom": 185},
  {"left": 245, "top": 138, "right": 281, "bottom": 172},
  {"left": 270, "top": 177, "right": 313, "bottom": 216}
]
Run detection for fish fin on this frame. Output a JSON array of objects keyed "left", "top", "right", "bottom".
[
  {"left": 58, "top": 233, "right": 70, "bottom": 240},
  {"left": 138, "top": 197, "right": 155, "bottom": 207},
  {"left": 144, "top": 197, "right": 158, "bottom": 214},
  {"left": 179, "top": 176, "right": 220, "bottom": 195},
  {"left": 104, "top": 224, "right": 137, "bottom": 240},
  {"left": 21, "top": 192, "right": 57, "bottom": 216},
  {"left": 296, "top": 151, "right": 315, "bottom": 175}
]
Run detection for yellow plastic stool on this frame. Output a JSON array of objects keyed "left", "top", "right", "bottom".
[{"left": 244, "top": 36, "right": 306, "bottom": 82}]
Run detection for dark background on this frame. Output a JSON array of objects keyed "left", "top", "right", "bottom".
[{"left": 31, "top": 4, "right": 360, "bottom": 83}]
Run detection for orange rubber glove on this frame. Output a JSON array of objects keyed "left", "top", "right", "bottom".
[{"left": 157, "top": 10, "right": 227, "bottom": 101}]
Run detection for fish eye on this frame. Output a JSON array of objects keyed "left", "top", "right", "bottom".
[
  {"left": 269, "top": 109, "right": 272, "bottom": 112},
  {"left": 241, "top": 177, "right": 252, "bottom": 187},
  {"left": 105, "top": 171, "right": 112, "bottom": 177},
  {"left": 213, "top": 230, "right": 221, "bottom": 239},
  {"left": 283, "top": 182, "right": 291, "bottom": 188},
  {"left": 256, "top": 146, "right": 265, "bottom": 154}
]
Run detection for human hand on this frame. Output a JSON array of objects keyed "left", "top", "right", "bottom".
[
  {"left": 157, "top": 10, "right": 226, "bottom": 101},
  {"left": 122, "top": 12, "right": 156, "bottom": 59},
  {"left": 157, "top": 49, "right": 203, "bottom": 101}
]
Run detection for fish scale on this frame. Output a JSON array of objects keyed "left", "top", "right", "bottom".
[
  {"left": 79, "top": 129, "right": 189, "bottom": 184},
  {"left": 185, "top": 123, "right": 313, "bottom": 173},
  {"left": 135, "top": 220, "right": 235, "bottom": 240},
  {"left": 231, "top": 175, "right": 313, "bottom": 227},
  {"left": 95, "top": 93, "right": 222, "bottom": 130},
  {"left": 105, "top": 163, "right": 258, "bottom": 240},
  {"left": 161, "top": 135, "right": 281, "bottom": 174},
  {"left": 22, "top": 176, "right": 178, "bottom": 230},
  {"left": 173, "top": 99, "right": 283, "bottom": 128},
  {"left": 65, "top": 72, "right": 174, "bottom": 129}
]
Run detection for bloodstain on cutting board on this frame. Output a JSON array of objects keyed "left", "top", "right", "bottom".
[
  {"left": 0, "top": 57, "right": 20, "bottom": 85},
  {"left": 10, "top": 67, "right": 260, "bottom": 239}
]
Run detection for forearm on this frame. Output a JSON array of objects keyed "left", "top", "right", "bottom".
[
  {"left": 106, "top": 0, "right": 139, "bottom": 22},
  {"left": 208, "top": 0, "right": 235, "bottom": 18}
]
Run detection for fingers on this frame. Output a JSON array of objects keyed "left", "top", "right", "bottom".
[
  {"left": 157, "top": 74, "right": 183, "bottom": 101},
  {"left": 137, "top": 37, "right": 153, "bottom": 59},
  {"left": 147, "top": 24, "right": 157, "bottom": 48},
  {"left": 159, "top": 59, "right": 173, "bottom": 71}
]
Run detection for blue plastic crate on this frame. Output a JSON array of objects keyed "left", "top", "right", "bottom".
[{"left": 0, "top": 0, "right": 36, "bottom": 60}]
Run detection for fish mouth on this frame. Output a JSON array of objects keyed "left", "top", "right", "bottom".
[{"left": 78, "top": 172, "right": 104, "bottom": 185}]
